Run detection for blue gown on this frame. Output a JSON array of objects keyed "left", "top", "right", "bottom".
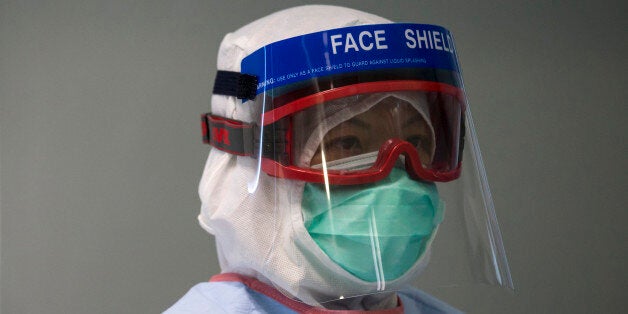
[{"left": 164, "top": 273, "right": 462, "bottom": 314}]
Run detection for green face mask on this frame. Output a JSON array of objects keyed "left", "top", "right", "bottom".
[{"left": 302, "top": 167, "right": 444, "bottom": 282}]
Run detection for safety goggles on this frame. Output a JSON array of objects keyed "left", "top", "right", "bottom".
[{"left": 202, "top": 23, "right": 466, "bottom": 185}]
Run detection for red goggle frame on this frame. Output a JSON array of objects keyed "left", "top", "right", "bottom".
[{"left": 202, "top": 80, "right": 465, "bottom": 185}]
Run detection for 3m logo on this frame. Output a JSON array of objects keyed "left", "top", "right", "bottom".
[{"left": 212, "top": 127, "right": 230, "bottom": 145}]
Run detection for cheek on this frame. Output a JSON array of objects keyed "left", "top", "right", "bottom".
[
  {"left": 419, "top": 150, "right": 432, "bottom": 165},
  {"left": 310, "top": 152, "right": 322, "bottom": 166}
]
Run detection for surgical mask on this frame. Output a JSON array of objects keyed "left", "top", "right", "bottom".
[{"left": 301, "top": 167, "right": 444, "bottom": 282}]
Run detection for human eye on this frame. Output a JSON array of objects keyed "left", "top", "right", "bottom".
[
  {"left": 325, "top": 135, "right": 362, "bottom": 152},
  {"left": 310, "top": 136, "right": 363, "bottom": 166}
]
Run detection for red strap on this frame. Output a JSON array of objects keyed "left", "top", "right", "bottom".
[
  {"left": 201, "top": 114, "right": 255, "bottom": 156},
  {"left": 209, "top": 273, "right": 404, "bottom": 314}
]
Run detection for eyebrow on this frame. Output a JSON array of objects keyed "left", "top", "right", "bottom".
[
  {"left": 342, "top": 116, "right": 371, "bottom": 130},
  {"left": 402, "top": 113, "right": 428, "bottom": 129}
]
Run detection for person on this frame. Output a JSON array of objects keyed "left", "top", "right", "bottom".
[{"left": 166, "top": 5, "right": 512, "bottom": 313}]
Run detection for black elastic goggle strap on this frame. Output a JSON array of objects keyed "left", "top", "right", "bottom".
[
  {"left": 201, "top": 113, "right": 256, "bottom": 156},
  {"left": 212, "top": 70, "right": 258, "bottom": 101}
]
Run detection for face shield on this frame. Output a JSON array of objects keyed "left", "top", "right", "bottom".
[{"left": 201, "top": 23, "right": 513, "bottom": 306}]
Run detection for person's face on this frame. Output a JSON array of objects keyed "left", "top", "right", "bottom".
[{"left": 310, "top": 97, "right": 434, "bottom": 166}]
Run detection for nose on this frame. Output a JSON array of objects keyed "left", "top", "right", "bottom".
[{"left": 373, "top": 138, "right": 425, "bottom": 181}]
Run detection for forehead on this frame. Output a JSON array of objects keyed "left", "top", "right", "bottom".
[
  {"left": 339, "top": 96, "right": 423, "bottom": 125},
  {"left": 365, "top": 97, "right": 418, "bottom": 114}
]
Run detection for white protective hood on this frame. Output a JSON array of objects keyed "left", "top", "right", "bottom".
[
  {"left": 197, "top": 5, "right": 436, "bottom": 306},
  {"left": 198, "top": 4, "right": 516, "bottom": 307}
]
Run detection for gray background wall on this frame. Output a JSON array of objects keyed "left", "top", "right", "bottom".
[{"left": 1, "top": 1, "right": 626, "bottom": 313}]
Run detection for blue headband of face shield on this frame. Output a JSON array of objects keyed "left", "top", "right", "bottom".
[{"left": 241, "top": 23, "right": 461, "bottom": 96}]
